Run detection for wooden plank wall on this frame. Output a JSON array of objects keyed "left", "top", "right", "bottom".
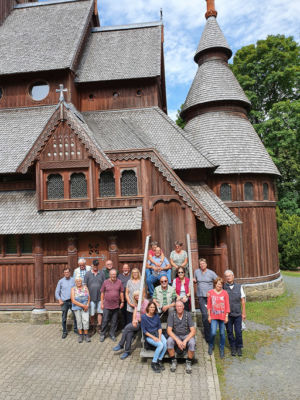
[
  {"left": 0, "top": 263, "right": 34, "bottom": 304},
  {"left": 0, "top": 0, "right": 15, "bottom": 26}
]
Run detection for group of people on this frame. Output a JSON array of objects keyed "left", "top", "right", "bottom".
[{"left": 55, "top": 241, "right": 246, "bottom": 374}]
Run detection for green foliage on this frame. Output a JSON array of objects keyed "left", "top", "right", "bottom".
[
  {"left": 175, "top": 104, "right": 186, "bottom": 129},
  {"left": 232, "top": 35, "right": 300, "bottom": 215},
  {"left": 277, "top": 208, "right": 300, "bottom": 270}
]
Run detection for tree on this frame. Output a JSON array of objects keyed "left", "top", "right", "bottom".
[
  {"left": 231, "top": 35, "right": 300, "bottom": 126},
  {"left": 175, "top": 104, "right": 186, "bottom": 129},
  {"left": 231, "top": 35, "right": 300, "bottom": 214},
  {"left": 277, "top": 208, "right": 300, "bottom": 270}
]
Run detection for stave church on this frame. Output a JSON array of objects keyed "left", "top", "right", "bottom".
[{"left": 0, "top": 0, "right": 283, "bottom": 316}]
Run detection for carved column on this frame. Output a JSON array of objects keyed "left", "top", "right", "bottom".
[
  {"left": 141, "top": 158, "right": 151, "bottom": 244},
  {"left": 218, "top": 226, "right": 229, "bottom": 275},
  {"left": 185, "top": 207, "right": 199, "bottom": 274},
  {"left": 108, "top": 236, "right": 119, "bottom": 271},
  {"left": 67, "top": 236, "right": 78, "bottom": 273},
  {"left": 34, "top": 235, "right": 45, "bottom": 309}
]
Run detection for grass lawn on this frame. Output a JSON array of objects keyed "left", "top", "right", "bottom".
[
  {"left": 214, "top": 288, "right": 296, "bottom": 397},
  {"left": 281, "top": 270, "right": 300, "bottom": 277}
]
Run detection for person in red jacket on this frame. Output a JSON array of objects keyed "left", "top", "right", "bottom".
[{"left": 207, "top": 277, "right": 230, "bottom": 358}]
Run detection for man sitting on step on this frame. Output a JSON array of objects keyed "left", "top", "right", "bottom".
[{"left": 167, "top": 299, "right": 196, "bottom": 374}]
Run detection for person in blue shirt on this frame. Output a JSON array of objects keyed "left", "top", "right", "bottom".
[
  {"left": 146, "top": 247, "right": 171, "bottom": 297},
  {"left": 55, "top": 266, "right": 77, "bottom": 339}
]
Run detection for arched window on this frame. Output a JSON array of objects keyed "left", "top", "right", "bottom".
[
  {"left": 121, "top": 170, "right": 137, "bottom": 196},
  {"left": 220, "top": 183, "right": 232, "bottom": 201},
  {"left": 263, "top": 183, "right": 269, "bottom": 200},
  {"left": 244, "top": 182, "right": 254, "bottom": 200},
  {"left": 70, "top": 173, "right": 87, "bottom": 198},
  {"left": 47, "top": 174, "right": 64, "bottom": 199},
  {"left": 99, "top": 171, "right": 115, "bottom": 197}
]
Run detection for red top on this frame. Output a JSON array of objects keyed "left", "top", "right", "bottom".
[
  {"left": 148, "top": 249, "right": 164, "bottom": 258},
  {"left": 101, "top": 279, "right": 124, "bottom": 310},
  {"left": 207, "top": 289, "right": 230, "bottom": 321}
]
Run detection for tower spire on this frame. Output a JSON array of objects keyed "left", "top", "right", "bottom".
[{"left": 205, "top": 0, "right": 217, "bottom": 19}]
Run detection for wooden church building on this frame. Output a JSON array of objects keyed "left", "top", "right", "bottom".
[{"left": 0, "top": 0, "right": 282, "bottom": 313}]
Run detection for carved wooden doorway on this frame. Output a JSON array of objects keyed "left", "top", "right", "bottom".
[{"left": 77, "top": 233, "right": 109, "bottom": 268}]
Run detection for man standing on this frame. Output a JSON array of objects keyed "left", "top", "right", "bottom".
[
  {"left": 55, "top": 267, "right": 77, "bottom": 339},
  {"left": 118, "top": 263, "right": 131, "bottom": 328},
  {"left": 167, "top": 300, "right": 196, "bottom": 374},
  {"left": 73, "top": 258, "right": 91, "bottom": 280},
  {"left": 102, "top": 259, "right": 114, "bottom": 280},
  {"left": 84, "top": 259, "right": 105, "bottom": 334},
  {"left": 146, "top": 247, "right": 171, "bottom": 297},
  {"left": 194, "top": 258, "right": 217, "bottom": 343},
  {"left": 153, "top": 275, "right": 177, "bottom": 315},
  {"left": 100, "top": 269, "right": 124, "bottom": 342},
  {"left": 224, "top": 269, "right": 246, "bottom": 356}
]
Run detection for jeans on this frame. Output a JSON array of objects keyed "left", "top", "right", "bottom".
[
  {"left": 198, "top": 296, "right": 210, "bottom": 342},
  {"left": 61, "top": 300, "right": 77, "bottom": 333},
  {"left": 226, "top": 315, "right": 243, "bottom": 349},
  {"left": 210, "top": 319, "right": 225, "bottom": 350},
  {"left": 146, "top": 270, "right": 171, "bottom": 297},
  {"left": 146, "top": 334, "right": 167, "bottom": 363},
  {"left": 119, "top": 322, "right": 140, "bottom": 352},
  {"left": 100, "top": 308, "right": 119, "bottom": 337}
]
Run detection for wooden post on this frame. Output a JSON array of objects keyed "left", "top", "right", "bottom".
[
  {"left": 218, "top": 226, "right": 229, "bottom": 276},
  {"left": 67, "top": 236, "right": 78, "bottom": 273},
  {"left": 141, "top": 159, "right": 151, "bottom": 243},
  {"left": 185, "top": 207, "right": 199, "bottom": 275},
  {"left": 108, "top": 236, "right": 119, "bottom": 271},
  {"left": 34, "top": 235, "right": 44, "bottom": 309}
]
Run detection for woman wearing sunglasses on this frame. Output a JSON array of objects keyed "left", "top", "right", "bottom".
[{"left": 172, "top": 267, "right": 191, "bottom": 311}]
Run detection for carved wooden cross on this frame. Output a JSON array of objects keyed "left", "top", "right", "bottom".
[{"left": 56, "top": 84, "right": 67, "bottom": 102}]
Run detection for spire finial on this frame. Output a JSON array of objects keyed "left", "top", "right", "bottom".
[
  {"left": 205, "top": 0, "right": 217, "bottom": 19},
  {"left": 56, "top": 84, "right": 67, "bottom": 102},
  {"left": 160, "top": 8, "right": 163, "bottom": 20}
]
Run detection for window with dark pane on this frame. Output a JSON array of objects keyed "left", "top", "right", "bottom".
[
  {"left": 5, "top": 235, "right": 17, "bottom": 254},
  {"left": 47, "top": 174, "right": 64, "bottom": 199},
  {"left": 244, "top": 182, "right": 254, "bottom": 200},
  {"left": 121, "top": 170, "right": 138, "bottom": 196},
  {"left": 70, "top": 172, "right": 87, "bottom": 198},
  {"left": 263, "top": 183, "right": 269, "bottom": 200},
  {"left": 20, "top": 235, "right": 32, "bottom": 254},
  {"left": 220, "top": 183, "right": 232, "bottom": 201},
  {"left": 99, "top": 171, "right": 115, "bottom": 197}
]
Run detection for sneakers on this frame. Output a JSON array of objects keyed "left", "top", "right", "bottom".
[
  {"left": 78, "top": 334, "right": 84, "bottom": 343},
  {"left": 170, "top": 359, "right": 177, "bottom": 372},
  {"left": 120, "top": 352, "right": 130, "bottom": 360},
  {"left": 185, "top": 360, "right": 192, "bottom": 374},
  {"left": 231, "top": 347, "right": 237, "bottom": 356},
  {"left": 113, "top": 344, "right": 123, "bottom": 351},
  {"left": 99, "top": 335, "right": 105, "bottom": 342},
  {"left": 158, "top": 360, "right": 165, "bottom": 371},
  {"left": 151, "top": 362, "right": 161, "bottom": 373},
  {"left": 208, "top": 344, "right": 213, "bottom": 356},
  {"left": 85, "top": 334, "right": 91, "bottom": 343},
  {"left": 110, "top": 335, "right": 117, "bottom": 342},
  {"left": 62, "top": 332, "right": 68, "bottom": 339},
  {"left": 219, "top": 348, "right": 225, "bottom": 359},
  {"left": 237, "top": 348, "right": 242, "bottom": 357}
]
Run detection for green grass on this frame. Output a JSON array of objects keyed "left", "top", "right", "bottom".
[
  {"left": 281, "top": 270, "right": 300, "bottom": 277},
  {"left": 246, "top": 290, "right": 295, "bottom": 327}
]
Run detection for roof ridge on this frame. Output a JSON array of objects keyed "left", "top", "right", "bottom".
[{"left": 91, "top": 21, "right": 162, "bottom": 33}]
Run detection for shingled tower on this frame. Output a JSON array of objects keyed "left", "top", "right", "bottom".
[{"left": 180, "top": 0, "right": 281, "bottom": 285}]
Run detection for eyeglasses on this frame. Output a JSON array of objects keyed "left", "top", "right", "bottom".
[
  {"left": 178, "top": 272, "right": 184, "bottom": 274},
  {"left": 160, "top": 280, "right": 168, "bottom": 283}
]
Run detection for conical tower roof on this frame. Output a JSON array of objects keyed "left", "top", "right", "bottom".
[{"left": 194, "top": 16, "right": 232, "bottom": 62}]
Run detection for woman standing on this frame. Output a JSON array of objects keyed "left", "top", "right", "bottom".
[
  {"left": 207, "top": 277, "right": 230, "bottom": 358},
  {"left": 172, "top": 267, "right": 191, "bottom": 311},
  {"left": 71, "top": 277, "right": 91, "bottom": 343},
  {"left": 125, "top": 268, "right": 144, "bottom": 323},
  {"left": 170, "top": 241, "right": 188, "bottom": 280},
  {"left": 113, "top": 290, "right": 149, "bottom": 359},
  {"left": 141, "top": 301, "right": 167, "bottom": 373}
]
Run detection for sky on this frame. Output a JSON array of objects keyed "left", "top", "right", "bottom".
[{"left": 98, "top": 0, "right": 300, "bottom": 121}]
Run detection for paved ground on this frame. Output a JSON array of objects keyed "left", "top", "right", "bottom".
[
  {"left": 0, "top": 321, "right": 220, "bottom": 400},
  {"left": 222, "top": 275, "right": 300, "bottom": 400}
]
